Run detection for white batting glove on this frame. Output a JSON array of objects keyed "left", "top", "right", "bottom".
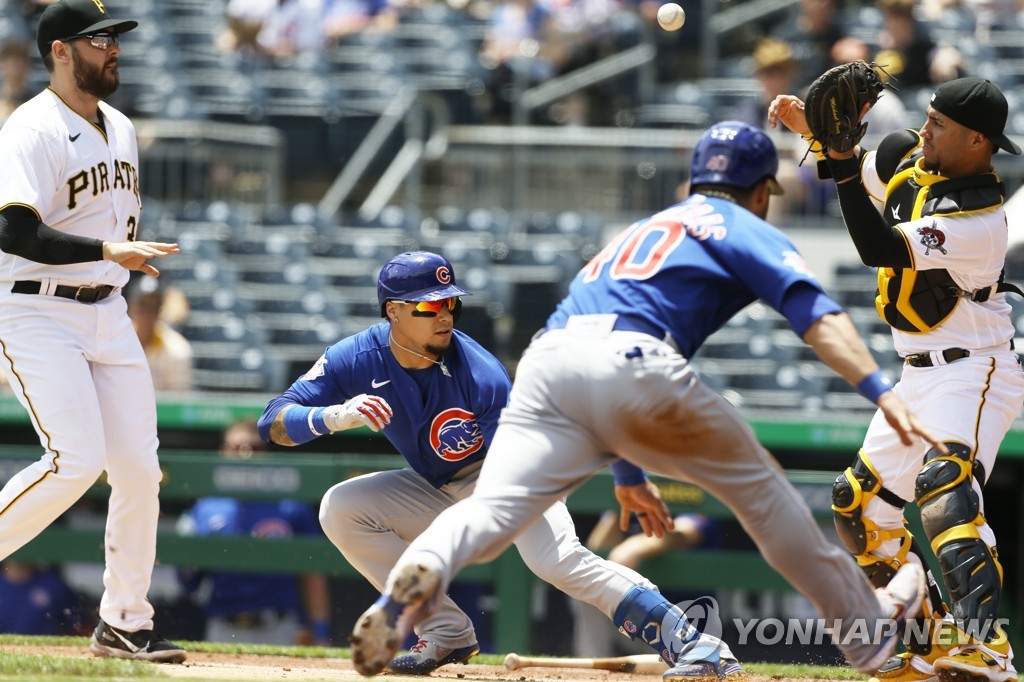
[{"left": 323, "top": 394, "right": 393, "bottom": 432}]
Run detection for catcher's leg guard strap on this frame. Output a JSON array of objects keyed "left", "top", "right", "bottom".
[
  {"left": 613, "top": 587, "right": 715, "bottom": 664},
  {"left": 915, "top": 442, "right": 1002, "bottom": 642},
  {"left": 832, "top": 450, "right": 911, "bottom": 586}
]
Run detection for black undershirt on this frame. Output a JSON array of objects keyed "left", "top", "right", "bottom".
[{"left": 0, "top": 205, "right": 104, "bottom": 265}]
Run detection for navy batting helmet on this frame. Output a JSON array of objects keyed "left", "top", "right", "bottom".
[
  {"left": 377, "top": 251, "right": 471, "bottom": 317},
  {"left": 690, "top": 121, "right": 783, "bottom": 195}
]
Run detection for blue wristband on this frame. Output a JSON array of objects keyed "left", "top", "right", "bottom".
[
  {"left": 856, "top": 370, "right": 893, "bottom": 404},
  {"left": 609, "top": 459, "right": 647, "bottom": 487},
  {"left": 283, "top": 406, "right": 328, "bottom": 444},
  {"left": 312, "top": 619, "right": 331, "bottom": 644}
]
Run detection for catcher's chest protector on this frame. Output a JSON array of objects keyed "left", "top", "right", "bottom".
[{"left": 875, "top": 157, "right": 1006, "bottom": 332}]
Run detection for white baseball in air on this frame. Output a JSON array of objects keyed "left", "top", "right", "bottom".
[{"left": 657, "top": 2, "right": 686, "bottom": 31}]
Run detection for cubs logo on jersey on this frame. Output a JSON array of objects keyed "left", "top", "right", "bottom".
[{"left": 429, "top": 408, "right": 484, "bottom": 461}]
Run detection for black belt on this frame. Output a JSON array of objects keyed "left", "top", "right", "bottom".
[
  {"left": 11, "top": 280, "right": 117, "bottom": 303},
  {"left": 546, "top": 314, "right": 674, "bottom": 345},
  {"left": 904, "top": 348, "right": 970, "bottom": 367}
]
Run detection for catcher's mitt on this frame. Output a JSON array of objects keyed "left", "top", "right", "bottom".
[{"left": 804, "top": 60, "right": 885, "bottom": 155}]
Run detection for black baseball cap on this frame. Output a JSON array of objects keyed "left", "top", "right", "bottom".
[
  {"left": 930, "top": 77, "right": 1022, "bottom": 155},
  {"left": 37, "top": 0, "right": 138, "bottom": 59}
]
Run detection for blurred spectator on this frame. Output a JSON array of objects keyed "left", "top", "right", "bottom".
[
  {"left": 126, "top": 276, "right": 194, "bottom": 393},
  {"left": 572, "top": 512, "right": 719, "bottom": 658},
  {"left": 478, "top": 0, "right": 554, "bottom": 122},
  {"left": 217, "top": 0, "right": 277, "bottom": 54},
  {"left": 0, "top": 39, "right": 32, "bottom": 121},
  {"left": 218, "top": 0, "right": 326, "bottom": 59},
  {"left": 875, "top": 0, "right": 963, "bottom": 87},
  {"left": 922, "top": 0, "right": 1015, "bottom": 40},
  {"left": 0, "top": 560, "right": 88, "bottom": 635},
  {"left": 770, "top": 0, "right": 847, "bottom": 90},
  {"left": 176, "top": 420, "right": 332, "bottom": 646},
  {"left": 719, "top": 37, "right": 832, "bottom": 220},
  {"left": 830, "top": 36, "right": 909, "bottom": 149},
  {"left": 322, "top": 0, "right": 398, "bottom": 46},
  {"left": 16, "top": 0, "right": 58, "bottom": 22},
  {"left": 726, "top": 37, "right": 800, "bottom": 129}
]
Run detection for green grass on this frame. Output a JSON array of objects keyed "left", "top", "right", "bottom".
[
  {"left": 6, "top": 634, "right": 981, "bottom": 681},
  {"left": 743, "top": 663, "right": 867, "bottom": 679},
  {"left": 0, "top": 652, "right": 160, "bottom": 678}
]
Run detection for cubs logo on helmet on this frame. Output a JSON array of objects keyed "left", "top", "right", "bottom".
[
  {"left": 376, "top": 251, "right": 471, "bottom": 316},
  {"left": 429, "top": 408, "right": 484, "bottom": 461}
]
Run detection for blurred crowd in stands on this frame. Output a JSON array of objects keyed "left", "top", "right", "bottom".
[
  {"left": 0, "top": 0, "right": 1023, "bottom": 399},
  {"left": 1, "top": 0, "right": 1021, "bottom": 127}
]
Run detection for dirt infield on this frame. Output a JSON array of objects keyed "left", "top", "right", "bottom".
[{"left": 2, "top": 644, "right": 825, "bottom": 682}]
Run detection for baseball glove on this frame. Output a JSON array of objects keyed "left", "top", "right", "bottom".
[{"left": 804, "top": 60, "right": 885, "bottom": 155}]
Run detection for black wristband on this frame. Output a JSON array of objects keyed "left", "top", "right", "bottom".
[{"left": 826, "top": 155, "right": 862, "bottom": 184}]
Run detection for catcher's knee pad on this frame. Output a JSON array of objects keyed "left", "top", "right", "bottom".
[
  {"left": 915, "top": 442, "right": 1003, "bottom": 640},
  {"left": 832, "top": 450, "right": 911, "bottom": 586}
]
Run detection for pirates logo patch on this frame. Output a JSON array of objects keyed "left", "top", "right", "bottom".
[{"left": 917, "top": 222, "right": 948, "bottom": 256}]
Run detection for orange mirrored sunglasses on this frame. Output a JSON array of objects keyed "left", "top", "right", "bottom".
[{"left": 405, "top": 297, "right": 457, "bottom": 315}]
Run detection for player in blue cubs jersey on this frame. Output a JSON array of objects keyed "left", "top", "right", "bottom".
[
  {"left": 259, "top": 251, "right": 740, "bottom": 676},
  {"left": 352, "top": 124, "right": 945, "bottom": 682}
]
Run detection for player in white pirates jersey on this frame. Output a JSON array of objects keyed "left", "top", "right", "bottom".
[
  {"left": 771, "top": 78, "right": 1024, "bottom": 682},
  {"left": 0, "top": 0, "right": 183, "bottom": 663}
]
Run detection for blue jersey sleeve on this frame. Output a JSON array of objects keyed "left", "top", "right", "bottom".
[
  {"left": 257, "top": 329, "right": 388, "bottom": 442},
  {"left": 779, "top": 282, "right": 845, "bottom": 337}
]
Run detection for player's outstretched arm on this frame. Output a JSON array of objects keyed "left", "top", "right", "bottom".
[
  {"left": 261, "top": 395, "right": 394, "bottom": 447},
  {"left": 802, "top": 312, "right": 947, "bottom": 453},
  {"left": 103, "top": 240, "right": 179, "bottom": 277}
]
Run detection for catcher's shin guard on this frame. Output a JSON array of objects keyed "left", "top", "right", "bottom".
[
  {"left": 832, "top": 451, "right": 913, "bottom": 585},
  {"left": 613, "top": 587, "right": 723, "bottom": 665},
  {"left": 915, "top": 443, "right": 1003, "bottom": 644}
]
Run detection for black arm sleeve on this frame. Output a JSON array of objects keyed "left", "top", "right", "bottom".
[
  {"left": 0, "top": 205, "right": 105, "bottom": 264},
  {"left": 826, "top": 156, "right": 913, "bottom": 269}
]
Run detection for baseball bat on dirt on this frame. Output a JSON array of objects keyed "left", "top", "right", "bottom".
[{"left": 504, "top": 653, "right": 668, "bottom": 674}]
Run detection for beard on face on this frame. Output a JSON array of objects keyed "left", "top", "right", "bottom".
[
  {"left": 70, "top": 43, "right": 119, "bottom": 99},
  {"left": 424, "top": 341, "right": 451, "bottom": 359}
]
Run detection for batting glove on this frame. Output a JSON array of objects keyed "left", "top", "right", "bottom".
[{"left": 323, "top": 394, "right": 393, "bottom": 432}]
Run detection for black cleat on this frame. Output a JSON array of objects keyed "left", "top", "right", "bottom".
[{"left": 89, "top": 619, "right": 186, "bottom": 664}]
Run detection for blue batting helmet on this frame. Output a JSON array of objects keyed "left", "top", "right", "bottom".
[
  {"left": 377, "top": 251, "right": 471, "bottom": 316},
  {"left": 690, "top": 121, "right": 783, "bottom": 195}
]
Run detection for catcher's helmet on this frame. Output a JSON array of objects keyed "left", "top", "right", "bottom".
[
  {"left": 377, "top": 251, "right": 471, "bottom": 317},
  {"left": 690, "top": 121, "right": 783, "bottom": 195}
]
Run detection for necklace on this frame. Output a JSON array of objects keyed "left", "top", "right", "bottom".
[{"left": 389, "top": 331, "right": 451, "bottom": 377}]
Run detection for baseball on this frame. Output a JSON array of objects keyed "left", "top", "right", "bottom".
[
  {"left": 505, "top": 653, "right": 521, "bottom": 670},
  {"left": 657, "top": 2, "right": 685, "bottom": 30}
]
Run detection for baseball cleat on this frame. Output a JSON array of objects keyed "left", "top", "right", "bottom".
[
  {"left": 871, "top": 651, "right": 940, "bottom": 682},
  {"left": 859, "top": 563, "right": 927, "bottom": 674},
  {"left": 350, "top": 558, "right": 442, "bottom": 677},
  {"left": 387, "top": 639, "right": 480, "bottom": 675},
  {"left": 934, "top": 636, "right": 1016, "bottom": 682},
  {"left": 870, "top": 618, "right": 959, "bottom": 682},
  {"left": 663, "top": 656, "right": 745, "bottom": 682},
  {"left": 88, "top": 620, "right": 186, "bottom": 664}
]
